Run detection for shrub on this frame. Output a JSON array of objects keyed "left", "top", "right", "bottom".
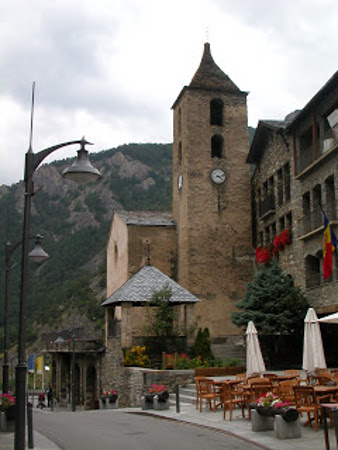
[{"left": 122, "top": 346, "right": 151, "bottom": 368}]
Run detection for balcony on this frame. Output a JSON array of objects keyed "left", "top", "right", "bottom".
[
  {"left": 295, "top": 138, "right": 338, "bottom": 176},
  {"left": 259, "top": 194, "right": 275, "bottom": 218}
]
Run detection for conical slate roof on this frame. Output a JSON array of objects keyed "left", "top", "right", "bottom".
[
  {"left": 189, "top": 42, "right": 240, "bottom": 92},
  {"left": 102, "top": 265, "right": 200, "bottom": 306}
]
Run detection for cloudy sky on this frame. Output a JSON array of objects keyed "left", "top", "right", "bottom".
[{"left": 1, "top": 0, "right": 337, "bottom": 186}]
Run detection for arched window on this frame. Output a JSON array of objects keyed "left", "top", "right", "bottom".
[
  {"left": 210, "top": 99, "right": 223, "bottom": 126},
  {"left": 211, "top": 134, "right": 223, "bottom": 158},
  {"left": 178, "top": 142, "right": 182, "bottom": 164}
]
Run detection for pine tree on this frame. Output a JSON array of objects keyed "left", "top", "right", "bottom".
[{"left": 232, "top": 261, "right": 309, "bottom": 356}]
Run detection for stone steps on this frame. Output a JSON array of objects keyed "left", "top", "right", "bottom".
[{"left": 169, "top": 384, "right": 196, "bottom": 406}]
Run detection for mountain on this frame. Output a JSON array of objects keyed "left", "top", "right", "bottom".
[{"left": 0, "top": 143, "right": 172, "bottom": 352}]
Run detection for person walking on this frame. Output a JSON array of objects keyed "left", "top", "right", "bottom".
[{"left": 47, "top": 386, "right": 53, "bottom": 407}]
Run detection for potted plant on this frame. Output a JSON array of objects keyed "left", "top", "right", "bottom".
[
  {"left": 0, "top": 393, "right": 16, "bottom": 431},
  {"left": 149, "top": 384, "right": 170, "bottom": 410},
  {"left": 100, "top": 389, "right": 118, "bottom": 409}
]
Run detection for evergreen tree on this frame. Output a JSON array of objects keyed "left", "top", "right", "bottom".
[{"left": 232, "top": 261, "right": 309, "bottom": 356}]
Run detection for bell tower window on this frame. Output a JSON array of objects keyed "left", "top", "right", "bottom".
[
  {"left": 211, "top": 134, "right": 223, "bottom": 158},
  {"left": 210, "top": 99, "right": 223, "bottom": 126}
]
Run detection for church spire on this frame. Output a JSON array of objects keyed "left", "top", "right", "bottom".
[{"left": 189, "top": 42, "right": 240, "bottom": 92}]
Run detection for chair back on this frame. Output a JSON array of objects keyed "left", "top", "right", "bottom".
[
  {"left": 250, "top": 383, "right": 273, "bottom": 401},
  {"left": 198, "top": 378, "right": 214, "bottom": 395},
  {"left": 293, "top": 385, "right": 316, "bottom": 408},
  {"left": 248, "top": 377, "right": 266, "bottom": 385},
  {"left": 235, "top": 373, "right": 246, "bottom": 381},
  {"left": 284, "top": 370, "right": 300, "bottom": 377},
  {"left": 279, "top": 380, "right": 298, "bottom": 403}
]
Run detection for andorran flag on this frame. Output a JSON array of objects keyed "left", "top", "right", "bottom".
[{"left": 323, "top": 213, "right": 337, "bottom": 280}]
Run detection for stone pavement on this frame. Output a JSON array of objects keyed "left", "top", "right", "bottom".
[{"left": 0, "top": 402, "right": 336, "bottom": 449}]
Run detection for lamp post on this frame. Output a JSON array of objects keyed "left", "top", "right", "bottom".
[
  {"left": 3, "top": 235, "right": 49, "bottom": 394},
  {"left": 15, "top": 137, "right": 101, "bottom": 450}
]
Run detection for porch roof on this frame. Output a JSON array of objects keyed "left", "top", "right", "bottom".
[{"left": 102, "top": 265, "right": 200, "bottom": 306}]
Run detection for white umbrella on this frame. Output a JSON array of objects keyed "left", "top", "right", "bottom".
[
  {"left": 318, "top": 312, "right": 338, "bottom": 324},
  {"left": 246, "top": 321, "right": 266, "bottom": 376},
  {"left": 302, "top": 308, "right": 327, "bottom": 372}
]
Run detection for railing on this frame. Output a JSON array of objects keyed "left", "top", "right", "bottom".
[{"left": 259, "top": 194, "right": 275, "bottom": 218}]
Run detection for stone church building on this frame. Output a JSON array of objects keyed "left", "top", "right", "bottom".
[{"left": 104, "top": 42, "right": 253, "bottom": 360}]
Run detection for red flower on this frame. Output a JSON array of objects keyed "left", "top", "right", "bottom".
[{"left": 255, "top": 246, "right": 273, "bottom": 264}]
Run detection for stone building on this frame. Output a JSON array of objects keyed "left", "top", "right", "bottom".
[{"left": 248, "top": 70, "right": 338, "bottom": 364}]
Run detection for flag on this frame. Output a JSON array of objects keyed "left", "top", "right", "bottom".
[
  {"left": 36, "top": 355, "right": 43, "bottom": 375},
  {"left": 323, "top": 213, "right": 337, "bottom": 280},
  {"left": 28, "top": 355, "right": 35, "bottom": 373}
]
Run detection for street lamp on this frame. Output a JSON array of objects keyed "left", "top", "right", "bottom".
[
  {"left": 3, "top": 235, "right": 49, "bottom": 394},
  {"left": 15, "top": 137, "right": 101, "bottom": 450}
]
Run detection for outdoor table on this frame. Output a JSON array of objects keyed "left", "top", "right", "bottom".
[
  {"left": 313, "top": 385, "right": 338, "bottom": 398},
  {"left": 321, "top": 403, "right": 338, "bottom": 450}
]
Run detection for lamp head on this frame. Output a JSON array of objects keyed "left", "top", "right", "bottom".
[
  {"left": 62, "top": 138, "right": 101, "bottom": 184},
  {"left": 28, "top": 234, "right": 49, "bottom": 263}
]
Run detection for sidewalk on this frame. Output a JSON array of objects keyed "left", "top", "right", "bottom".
[{"left": 0, "top": 430, "right": 60, "bottom": 450}]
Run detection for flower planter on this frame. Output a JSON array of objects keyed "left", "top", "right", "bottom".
[
  {"left": 153, "top": 395, "right": 169, "bottom": 410},
  {"left": 256, "top": 406, "right": 274, "bottom": 417},
  {"left": 141, "top": 394, "right": 155, "bottom": 410},
  {"left": 100, "top": 398, "right": 118, "bottom": 409},
  {"left": 5, "top": 405, "right": 16, "bottom": 421}
]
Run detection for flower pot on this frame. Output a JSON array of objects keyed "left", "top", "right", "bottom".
[
  {"left": 256, "top": 406, "right": 274, "bottom": 417},
  {"left": 5, "top": 405, "right": 16, "bottom": 421},
  {"left": 141, "top": 395, "right": 155, "bottom": 410},
  {"left": 109, "top": 394, "right": 118, "bottom": 403},
  {"left": 154, "top": 395, "right": 169, "bottom": 410},
  {"left": 157, "top": 391, "right": 169, "bottom": 402}
]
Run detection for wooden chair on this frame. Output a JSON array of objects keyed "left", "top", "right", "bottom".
[
  {"left": 316, "top": 373, "right": 336, "bottom": 386},
  {"left": 198, "top": 378, "right": 220, "bottom": 412},
  {"left": 293, "top": 385, "right": 332, "bottom": 431},
  {"left": 279, "top": 380, "right": 299, "bottom": 405},
  {"left": 221, "top": 383, "right": 246, "bottom": 421},
  {"left": 194, "top": 376, "right": 207, "bottom": 410}
]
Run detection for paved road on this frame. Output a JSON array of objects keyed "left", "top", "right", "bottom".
[{"left": 33, "top": 409, "right": 261, "bottom": 450}]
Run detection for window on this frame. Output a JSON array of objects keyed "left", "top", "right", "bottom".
[
  {"left": 178, "top": 142, "right": 182, "bottom": 164},
  {"left": 305, "top": 255, "right": 321, "bottom": 288},
  {"left": 265, "top": 226, "right": 270, "bottom": 244},
  {"left": 210, "top": 99, "right": 223, "bottom": 126},
  {"left": 178, "top": 108, "right": 182, "bottom": 135},
  {"left": 279, "top": 216, "right": 285, "bottom": 232},
  {"left": 277, "top": 169, "right": 283, "bottom": 206},
  {"left": 284, "top": 163, "right": 291, "bottom": 202},
  {"left": 211, "top": 134, "right": 223, "bottom": 158},
  {"left": 325, "top": 176, "right": 336, "bottom": 220}
]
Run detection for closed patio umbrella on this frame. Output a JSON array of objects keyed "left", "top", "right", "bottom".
[
  {"left": 302, "top": 308, "right": 327, "bottom": 372},
  {"left": 246, "top": 321, "right": 266, "bottom": 376},
  {"left": 318, "top": 312, "right": 338, "bottom": 324}
]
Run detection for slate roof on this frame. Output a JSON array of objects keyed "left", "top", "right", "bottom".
[
  {"left": 172, "top": 42, "right": 246, "bottom": 109},
  {"left": 246, "top": 113, "right": 300, "bottom": 164},
  {"left": 102, "top": 265, "right": 200, "bottom": 306},
  {"left": 117, "top": 211, "right": 175, "bottom": 227}
]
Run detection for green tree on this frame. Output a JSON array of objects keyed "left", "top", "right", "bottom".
[
  {"left": 143, "top": 285, "right": 184, "bottom": 359},
  {"left": 232, "top": 260, "right": 309, "bottom": 356},
  {"left": 191, "top": 327, "right": 214, "bottom": 361}
]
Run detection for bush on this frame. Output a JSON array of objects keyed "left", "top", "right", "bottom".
[
  {"left": 122, "top": 346, "right": 151, "bottom": 368},
  {"left": 191, "top": 328, "right": 213, "bottom": 360}
]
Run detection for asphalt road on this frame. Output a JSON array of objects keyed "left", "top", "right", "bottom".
[{"left": 33, "top": 409, "right": 261, "bottom": 450}]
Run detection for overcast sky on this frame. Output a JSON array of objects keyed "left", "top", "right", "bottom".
[{"left": 1, "top": 0, "right": 337, "bottom": 186}]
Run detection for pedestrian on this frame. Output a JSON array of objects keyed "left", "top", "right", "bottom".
[{"left": 47, "top": 386, "right": 53, "bottom": 407}]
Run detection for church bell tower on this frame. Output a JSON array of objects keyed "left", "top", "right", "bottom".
[{"left": 172, "top": 43, "right": 252, "bottom": 356}]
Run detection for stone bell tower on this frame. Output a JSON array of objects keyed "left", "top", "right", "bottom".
[{"left": 172, "top": 43, "right": 252, "bottom": 357}]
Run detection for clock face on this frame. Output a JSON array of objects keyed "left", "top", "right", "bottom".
[
  {"left": 178, "top": 174, "right": 183, "bottom": 190},
  {"left": 210, "top": 168, "right": 226, "bottom": 185}
]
